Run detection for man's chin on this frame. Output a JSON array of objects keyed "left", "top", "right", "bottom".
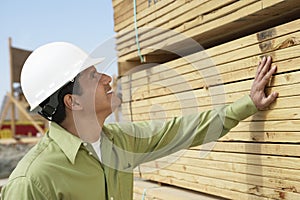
[{"left": 110, "top": 96, "right": 122, "bottom": 111}]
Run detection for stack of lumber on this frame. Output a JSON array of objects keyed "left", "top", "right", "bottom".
[
  {"left": 113, "top": 0, "right": 300, "bottom": 75},
  {"left": 119, "top": 15, "right": 300, "bottom": 200},
  {"left": 112, "top": 0, "right": 300, "bottom": 199}
]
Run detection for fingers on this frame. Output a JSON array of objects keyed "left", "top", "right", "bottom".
[
  {"left": 257, "top": 56, "right": 272, "bottom": 81},
  {"left": 260, "top": 65, "right": 277, "bottom": 87},
  {"left": 255, "top": 56, "right": 266, "bottom": 77},
  {"left": 250, "top": 56, "right": 278, "bottom": 110},
  {"left": 256, "top": 56, "right": 277, "bottom": 90}
]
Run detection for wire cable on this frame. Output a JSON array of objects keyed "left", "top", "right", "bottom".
[{"left": 133, "top": 0, "right": 145, "bottom": 63}]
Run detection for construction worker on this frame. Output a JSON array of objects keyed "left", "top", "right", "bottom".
[{"left": 1, "top": 42, "right": 278, "bottom": 200}]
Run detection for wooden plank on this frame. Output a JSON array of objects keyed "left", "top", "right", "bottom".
[
  {"left": 138, "top": 152, "right": 300, "bottom": 197},
  {"left": 112, "top": 0, "right": 124, "bottom": 7},
  {"left": 116, "top": 0, "right": 232, "bottom": 46},
  {"left": 9, "top": 38, "right": 16, "bottom": 137},
  {"left": 118, "top": 0, "right": 300, "bottom": 62},
  {"left": 113, "top": 0, "right": 146, "bottom": 26},
  {"left": 181, "top": 149, "right": 300, "bottom": 169},
  {"left": 135, "top": 170, "right": 263, "bottom": 200},
  {"left": 129, "top": 98, "right": 300, "bottom": 120},
  {"left": 115, "top": 0, "right": 180, "bottom": 32},
  {"left": 126, "top": 92, "right": 300, "bottom": 117},
  {"left": 190, "top": 142, "right": 300, "bottom": 157},
  {"left": 122, "top": 91, "right": 300, "bottom": 121},
  {"left": 117, "top": 1, "right": 233, "bottom": 49},
  {"left": 114, "top": 0, "right": 162, "bottom": 26},
  {"left": 138, "top": 150, "right": 300, "bottom": 197},
  {"left": 0, "top": 97, "right": 11, "bottom": 129},
  {"left": 143, "top": 35, "right": 300, "bottom": 87},
  {"left": 139, "top": 163, "right": 300, "bottom": 195},
  {"left": 114, "top": 0, "right": 175, "bottom": 29},
  {"left": 137, "top": 151, "right": 300, "bottom": 198},
  {"left": 131, "top": 117, "right": 300, "bottom": 131},
  {"left": 133, "top": 178, "right": 221, "bottom": 200},
  {"left": 121, "top": 40, "right": 300, "bottom": 101},
  {"left": 128, "top": 85, "right": 300, "bottom": 118},
  {"left": 116, "top": 0, "right": 253, "bottom": 47},
  {"left": 124, "top": 55, "right": 300, "bottom": 103},
  {"left": 127, "top": 71, "right": 300, "bottom": 120},
  {"left": 127, "top": 86, "right": 300, "bottom": 113},
  {"left": 121, "top": 31, "right": 300, "bottom": 94},
  {"left": 120, "top": 18, "right": 300, "bottom": 82},
  {"left": 128, "top": 94, "right": 300, "bottom": 121},
  {"left": 232, "top": 120, "right": 300, "bottom": 132},
  {"left": 122, "top": 52, "right": 299, "bottom": 102},
  {"left": 220, "top": 131, "right": 300, "bottom": 143},
  {"left": 125, "top": 59, "right": 300, "bottom": 108},
  {"left": 128, "top": 96, "right": 299, "bottom": 122},
  {"left": 7, "top": 93, "right": 45, "bottom": 135},
  {"left": 138, "top": 0, "right": 300, "bottom": 56},
  {"left": 140, "top": 171, "right": 299, "bottom": 200},
  {"left": 129, "top": 112, "right": 300, "bottom": 131},
  {"left": 141, "top": 156, "right": 300, "bottom": 182}
]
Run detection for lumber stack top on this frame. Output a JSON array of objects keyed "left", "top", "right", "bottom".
[{"left": 112, "top": 0, "right": 300, "bottom": 76}]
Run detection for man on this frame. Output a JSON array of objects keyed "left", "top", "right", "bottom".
[{"left": 1, "top": 42, "right": 278, "bottom": 200}]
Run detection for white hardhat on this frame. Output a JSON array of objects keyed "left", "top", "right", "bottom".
[{"left": 21, "top": 42, "right": 105, "bottom": 111}]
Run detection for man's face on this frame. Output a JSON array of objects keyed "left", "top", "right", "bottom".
[{"left": 76, "top": 66, "right": 121, "bottom": 118}]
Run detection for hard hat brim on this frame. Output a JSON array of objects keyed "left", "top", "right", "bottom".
[{"left": 80, "top": 57, "right": 106, "bottom": 74}]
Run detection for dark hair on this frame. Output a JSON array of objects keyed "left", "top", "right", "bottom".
[{"left": 39, "top": 77, "right": 82, "bottom": 124}]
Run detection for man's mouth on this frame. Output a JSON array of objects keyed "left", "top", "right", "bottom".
[{"left": 106, "top": 87, "right": 113, "bottom": 95}]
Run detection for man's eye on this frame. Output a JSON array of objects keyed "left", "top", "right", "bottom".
[{"left": 91, "top": 71, "right": 96, "bottom": 79}]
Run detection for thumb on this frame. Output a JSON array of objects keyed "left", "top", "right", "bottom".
[{"left": 262, "top": 92, "right": 278, "bottom": 108}]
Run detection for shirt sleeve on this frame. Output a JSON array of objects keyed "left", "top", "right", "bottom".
[
  {"left": 1, "top": 177, "right": 49, "bottom": 200},
  {"left": 107, "top": 95, "right": 257, "bottom": 166}
]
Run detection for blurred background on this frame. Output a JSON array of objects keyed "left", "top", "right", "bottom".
[
  {"left": 0, "top": 0, "right": 118, "bottom": 182},
  {"left": 0, "top": 0, "right": 117, "bottom": 111}
]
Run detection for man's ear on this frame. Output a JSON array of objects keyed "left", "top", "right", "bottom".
[{"left": 63, "top": 94, "right": 82, "bottom": 110}]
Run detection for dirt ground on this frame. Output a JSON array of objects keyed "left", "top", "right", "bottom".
[{"left": 0, "top": 143, "right": 34, "bottom": 179}]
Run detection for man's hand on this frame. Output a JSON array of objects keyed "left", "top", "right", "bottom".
[{"left": 250, "top": 56, "right": 278, "bottom": 110}]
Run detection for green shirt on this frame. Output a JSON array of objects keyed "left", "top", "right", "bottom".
[{"left": 1, "top": 95, "right": 257, "bottom": 200}]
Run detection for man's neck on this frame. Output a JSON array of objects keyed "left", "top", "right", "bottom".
[{"left": 60, "top": 116, "right": 104, "bottom": 143}]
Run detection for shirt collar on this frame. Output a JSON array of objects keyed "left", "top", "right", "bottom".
[{"left": 48, "top": 122, "right": 83, "bottom": 164}]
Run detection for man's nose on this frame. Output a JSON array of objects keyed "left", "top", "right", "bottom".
[{"left": 99, "top": 73, "right": 112, "bottom": 84}]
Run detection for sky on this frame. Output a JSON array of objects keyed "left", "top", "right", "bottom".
[{"left": 0, "top": 0, "right": 118, "bottom": 112}]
